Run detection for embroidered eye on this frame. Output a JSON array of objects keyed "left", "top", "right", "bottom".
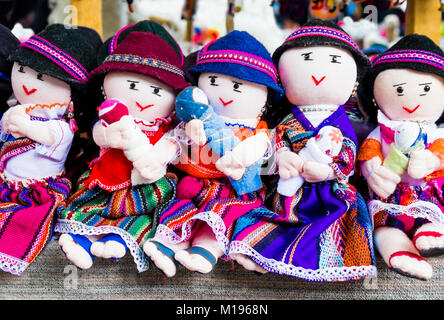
[
  {"left": 150, "top": 86, "right": 162, "bottom": 96},
  {"left": 18, "top": 65, "right": 25, "bottom": 73},
  {"left": 209, "top": 75, "right": 219, "bottom": 86},
  {"left": 329, "top": 55, "right": 341, "bottom": 64},
  {"left": 232, "top": 81, "right": 242, "bottom": 93},
  {"left": 36, "top": 73, "right": 44, "bottom": 81},
  {"left": 127, "top": 80, "right": 139, "bottom": 91},
  {"left": 301, "top": 52, "right": 313, "bottom": 61}
]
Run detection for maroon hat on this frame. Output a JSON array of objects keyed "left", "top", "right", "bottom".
[{"left": 90, "top": 31, "right": 189, "bottom": 90}]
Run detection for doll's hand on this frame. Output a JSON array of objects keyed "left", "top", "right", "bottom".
[
  {"left": 185, "top": 119, "right": 207, "bottom": 146},
  {"left": 104, "top": 116, "right": 134, "bottom": 150},
  {"left": 215, "top": 151, "right": 245, "bottom": 180},
  {"left": 133, "top": 154, "right": 166, "bottom": 182},
  {"left": 2, "top": 106, "right": 31, "bottom": 138},
  {"left": 301, "top": 161, "right": 333, "bottom": 183},
  {"left": 408, "top": 149, "right": 439, "bottom": 179},
  {"left": 362, "top": 156, "right": 401, "bottom": 199},
  {"left": 277, "top": 150, "right": 304, "bottom": 180}
]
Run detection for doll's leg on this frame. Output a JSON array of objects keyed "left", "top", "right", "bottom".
[
  {"left": 412, "top": 222, "right": 444, "bottom": 256},
  {"left": 175, "top": 223, "right": 224, "bottom": 274},
  {"left": 143, "top": 238, "right": 190, "bottom": 277},
  {"left": 90, "top": 234, "right": 127, "bottom": 260},
  {"left": 230, "top": 253, "right": 267, "bottom": 274},
  {"left": 375, "top": 226, "right": 433, "bottom": 280},
  {"left": 59, "top": 233, "right": 100, "bottom": 269}
]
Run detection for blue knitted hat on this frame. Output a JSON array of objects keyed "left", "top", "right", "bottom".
[{"left": 189, "top": 30, "right": 284, "bottom": 102}]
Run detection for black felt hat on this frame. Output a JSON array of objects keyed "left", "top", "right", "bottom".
[
  {"left": 272, "top": 19, "right": 371, "bottom": 82},
  {"left": 9, "top": 24, "right": 101, "bottom": 86}
]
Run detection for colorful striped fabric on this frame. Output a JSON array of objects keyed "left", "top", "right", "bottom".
[
  {"left": 154, "top": 176, "right": 265, "bottom": 256},
  {"left": 55, "top": 171, "right": 177, "bottom": 272},
  {"left": 0, "top": 176, "right": 71, "bottom": 275}
]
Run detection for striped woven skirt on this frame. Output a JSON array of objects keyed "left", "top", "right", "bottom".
[
  {"left": 55, "top": 170, "right": 177, "bottom": 272},
  {"left": 229, "top": 181, "right": 377, "bottom": 282},
  {"left": 154, "top": 175, "right": 265, "bottom": 256},
  {"left": 369, "top": 178, "right": 444, "bottom": 237},
  {"left": 0, "top": 175, "right": 71, "bottom": 275}
]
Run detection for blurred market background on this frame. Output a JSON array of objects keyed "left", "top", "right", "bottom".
[{"left": 0, "top": 0, "right": 442, "bottom": 56}]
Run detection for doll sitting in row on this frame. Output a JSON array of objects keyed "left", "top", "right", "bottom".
[
  {"left": 56, "top": 21, "right": 188, "bottom": 272},
  {"left": 358, "top": 34, "right": 444, "bottom": 280},
  {"left": 0, "top": 24, "right": 101, "bottom": 275}
]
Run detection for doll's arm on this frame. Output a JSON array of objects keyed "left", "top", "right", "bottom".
[
  {"left": 92, "top": 117, "right": 134, "bottom": 150},
  {"left": 358, "top": 137, "right": 401, "bottom": 199},
  {"left": 34, "top": 120, "right": 74, "bottom": 161},
  {"left": 408, "top": 138, "right": 443, "bottom": 179}
]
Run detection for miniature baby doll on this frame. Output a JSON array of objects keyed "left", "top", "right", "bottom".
[
  {"left": 56, "top": 23, "right": 189, "bottom": 272},
  {"left": 175, "top": 86, "right": 263, "bottom": 195},
  {"left": 277, "top": 125, "right": 343, "bottom": 196},
  {"left": 144, "top": 30, "right": 284, "bottom": 277},
  {"left": 358, "top": 34, "right": 444, "bottom": 280},
  {"left": 0, "top": 24, "right": 101, "bottom": 275},
  {"left": 228, "top": 19, "right": 377, "bottom": 282},
  {"left": 0, "top": 24, "right": 19, "bottom": 116}
]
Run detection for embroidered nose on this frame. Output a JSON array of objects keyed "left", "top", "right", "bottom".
[
  {"left": 402, "top": 105, "right": 420, "bottom": 114},
  {"left": 311, "top": 75, "right": 326, "bottom": 86},
  {"left": 219, "top": 97, "right": 233, "bottom": 107},
  {"left": 22, "top": 85, "right": 37, "bottom": 95}
]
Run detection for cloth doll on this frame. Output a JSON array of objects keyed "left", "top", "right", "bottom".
[
  {"left": 0, "top": 24, "right": 19, "bottom": 116},
  {"left": 175, "top": 86, "right": 263, "bottom": 195},
  {"left": 144, "top": 30, "right": 284, "bottom": 277},
  {"left": 228, "top": 19, "right": 377, "bottom": 282},
  {"left": 56, "top": 22, "right": 189, "bottom": 272},
  {"left": 277, "top": 125, "right": 343, "bottom": 197},
  {"left": 0, "top": 24, "right": 101, "bottom": 275},
  {"left": 357, "top": 34, "right": 444, "bottom": 280}
]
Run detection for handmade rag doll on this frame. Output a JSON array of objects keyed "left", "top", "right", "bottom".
[
  {"left": 0, "top": 24, "right": 19, "bottom": 116},
  {"left": 228, "top": 19, "right": 377, "bottom": 282},
  {"left": 56, "top": 21, "right": 189, "bottom": 272},
  {"left": 175, "top": 86, "right": 263, "bottom": 195},
  {"left": 144, "top": 30, "right": 284, "bottom": 277},
  {"left": 358, "top": 34, "right": 444, "bottom": 280},
  {"left": 277, "top": 125, "right": 343, "bottom": 196},
  {"left": 0, "top": 24, "right": 101, "bottom": 275}
]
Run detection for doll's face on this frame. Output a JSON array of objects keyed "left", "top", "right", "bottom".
[
  {"left": 197, "top": 72, "right": 268, "bottom": 119},
  {"left": 11, "top": 62, "right": 71, "bottom": 107},
  {"left": 374, "top": 69, "right": 444, "bottom": 122},
  {"left": 278, "top": 46, "right": 357, "bottom": 106},
  {"left": 103, "top": 71, "right": 176, "bottom": 121}
]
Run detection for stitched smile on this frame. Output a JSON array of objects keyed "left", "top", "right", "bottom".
[
  {"left": 403, "top": 105, "right": 420, "bottom": 114},
  {"left": 23, "top": 85, "right": 37, "bottom": 95},
  {"left": 219, "top": 97, "right": 233, "bottom": 106},
  {"left": 312, "top": 75, "right": 326, "bottom": 86},
  {"left": 136, "top": 102, "right": 154, "bottom": 111}
]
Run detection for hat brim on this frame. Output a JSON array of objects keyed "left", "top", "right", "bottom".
[
  {"left": 9, "top": 46, "right": 86, "bottom": 86},
  {"left": 189, "top": 62, "right": 284, "bottom": 102},
  {"left": 90, "top": 60, "right": 189, "bottom": 91}
]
